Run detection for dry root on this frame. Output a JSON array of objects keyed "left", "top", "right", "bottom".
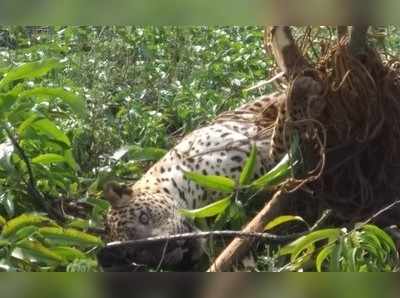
[{"left": 273, "top": 35, "right": 400, "bottom": 226}]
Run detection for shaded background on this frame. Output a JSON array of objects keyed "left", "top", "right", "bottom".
[{"left": 0, "top": 274, "right": 398, "bottom": 298}]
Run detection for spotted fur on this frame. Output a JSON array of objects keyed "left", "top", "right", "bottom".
[{"left": 102, "top": 93, "right": 294, "bottom": 266}]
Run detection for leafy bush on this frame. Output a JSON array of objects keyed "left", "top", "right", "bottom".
[{"left": 1, "top": 26, "right": 399, "bottom": 272}]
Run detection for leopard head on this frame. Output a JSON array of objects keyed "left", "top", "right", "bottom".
[{"left": 100, "top": 181, "right": 204, "bottom": 269}]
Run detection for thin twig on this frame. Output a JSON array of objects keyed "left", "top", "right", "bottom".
[
  {"left": 3, "top": 124, "right": 48, "bottom": 210},
  {"left": 244, "top": 72, "right": 285, "bottom": 92},
  {"left": 3, "top": 124, "right": 66, "bottom": 221},
  {"left": 358, "top": 200, "right": 400, "bottom": 226},
  {"left": 105, "top": 209, "right": 332, "bottom": 249}
]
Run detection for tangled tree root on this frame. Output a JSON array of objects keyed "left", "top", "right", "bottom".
[{"left": 277, "top": 35, "right": 400, "bottom": 226}]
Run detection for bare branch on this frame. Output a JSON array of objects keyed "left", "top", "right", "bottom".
[
  {"left": 3, "top": 124, "right": 66, "bottom": 221},
  {"left": 4, "top": 125, "right": 48, "bottom": 210},
  {"left": 337, "top": 26, "right": 348, "bottom": 40},
  {"left": 207, "top": 191, "right": 285, "bottom": 272},
  {"left": 267, "top": 26, "right": 310, "bottom": 78},
  {"left": 348, "top": 26, "right": 369, "bottom": 57}
]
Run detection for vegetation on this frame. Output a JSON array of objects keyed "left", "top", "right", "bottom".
[{"left": 0, "top": 26, "right": 399, "bottom": 271}]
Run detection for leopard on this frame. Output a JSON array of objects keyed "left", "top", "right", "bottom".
[{"left": 100, "top": 87, "right": 325, "bottom": 269}]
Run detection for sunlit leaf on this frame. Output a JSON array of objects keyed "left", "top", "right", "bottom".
[
  {"left": 10, "top": 225, "right": 39, "bottom": 243},
  {"left": 184, "top": 172, "right": 235, "bottom": 193},
  {"left": 112, "top": 145, "right": 167, "bottom": 161},
  {"left": 38, "top": 227, "right": 103, "bottom": 247},
  {"left": 85, "top": 197, "right": 111, "bottom": 211},
  {"left": 280, "top": 228, "right": 341, "bottom": 262},
  {"left": 50, "top": 246, "right": 87, "bottom": 262},
  {"left": 17, "top": 239, "right": 65, "bottom": 264},
  {"left": 264, "top": 215, "right": 307, "bottom": 231},
  {"left": 0, "top": 93, "right": 17, "bottom": 114},
  {"left": 21, "top": 87, "right": 86, "bottom": 118},
  {"left": 67, "top": 218, "right": 92, "bottom": 230},
  {"left": 362, "top": 224, "right": 397, "bottom": 252},
  {"left": 17, "top": 113, "right": 39, "bottom": 135},
  {"left": 32, "top": 153, "right": 66, "bottom": 165},
  {"left": 1, "top": 214, "right": 55, "bottom": 238},
  {"left": 0, "top": 215, "right": 6, "bottom": 226},
  {"left": 180, "top": 196, "right": 232, "bottom": 219},
  {"left": 0, "top": 192, "right": 15, "bottom": 218},
  {"left": 316, "top": 244, "right": 335, "bottom": 272},
  {"left": 250, "top": 153, "right": 294, "bottom": 190},
  {"left": 64, "top": 149, "right": 79, "bottom": 170},
  {"left": 0, "top": 59, "right": 63, "bottom": 89},
  {"left": 31, "top": 118, "right": 71, "bottom": 146},
  {"left": 239, "top": 143, "right": 257, "bottom": 186}
]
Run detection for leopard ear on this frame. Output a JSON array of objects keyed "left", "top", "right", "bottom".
[{"left": 103, "top": 181, "right": 130, "bottom": 208}]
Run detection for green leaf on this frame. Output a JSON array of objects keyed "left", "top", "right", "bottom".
[
  {"left": 21, "top": 87, "right": 86, "bottom": 118},
  {"left": 316, "top": 244, "right": 335, "bottom": 272},
  {"left": 17, "top": 113, "right": 39, "bottom": 135},
  {"left": 32, "top": 153, "right": 67, "bottom": 165},
  {"left": 1, "top": 214, "right": 55, "bottom": 238},
  {"left": 250, "top": 153, "right": 294, "bottom": 190},
  {"left": 0, "top": 93, "right": 17, "bottom": 114},
  {"left": 180, "top": 196, "right": 232, "bottom": 219},
  {"left": 0, "top": 239, "right": 10, "bottom": 248},
  {"left": 0, "top": 192, "right": 15, "bottom": 217},
  {"left": 113, "top": 145, "right": 167, "bottom": 161},
  {"left": 38, "top": 227, "right": 103, "bottom": 247},
  {"left": 17, "top": 239, "right": 65, "bottom": 264},
  {"left": 85, "top": 197, "right": 111, "bottom": 211},
  {"left": 0, "top": 215, "right": 6, "bottom": 226},
  {"left": 184, "top": 172, "right": 235, "bottom": 193},
  {"left": 264, "top": 215, "right": 307, "bottom": 231},
  {"left": 31, "top": 118, "right": 71, "bottom": 146},
  {"left": 239, "top": 143, "right": 257, "bottom": 186},
  {"left": 280, "top": 228, "right": 341, "bottom": 262},
  {"left": 50, "top": 246, "right": 87, "bottom": 262},
  {"left": 362, "top": 224, "right": 397, "bottom": 252},
  {"left": 64, "top": 149, "right": 79, "bottom": 170},
  {"left": 67, "top": 219, "right": 92, "bottom": 230},
  {"left": 13, "top": 225, "right": 39, "bottom": 239},
  {"left": 0, "top": 59, "right": 63, "bottom": 89}
]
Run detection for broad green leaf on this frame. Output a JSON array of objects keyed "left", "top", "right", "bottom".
[
  {"left": 316, "top": 244, "right": 335, "bottom": 272},
  {"left": 184, "top": 172, "right": 235, "bottom": 193},
  {"left": 0, "top": 192, "right": 15, "bottom": 217},
  {"left": 250, "top": 153, "right": 294, "bottom": 190},
  {"left": 342, "top": 236, "right": 357, "bottom": 272},
  {"left": 180, "top": 196, "right": 232, "bottom": 219},
  {"left": 38, "top": 227, "right": 103, "bottom": 247},
  {"left": 32, "top": 153, "right": 66, "bottom": 165},
  {"left": 17, "top": 239, "right": 65, "bottom": 264},
  {"left": 280, "top": 228, "right": 341, "bottom": 262},
  {"left": 64, "top": 149, "right": 79, "bottom": 171},
  {"left": 264, "top": 215, "right": 307, "bottom": 231},
  {"left": 239, "top": 143, "right": 257, "bottom": 186},
  {"left": 17, "top": 113, "right": 38, "bottom": 135},
  {"left": 31, "top": 118, "right": 71, "bottom": 146},
  {"left": 113, "top": 145, "right": 167, "bottom": 161},
  {"left": 10, "top": 225, "right": 39, "bottom": 242},
  {"left": 21, "top": 87, "right": 86, "bottom": 118},
  {"left": 0, "top": 93, "right": 17, "bottom": 114},
  {"left": 362, "top": 224, "right": 397, "bottom": 252},
  {"left": 0, "top": 239, "right": 10, "bottom": 248},
  {"left": 85, "top": 197, "right": 111, "bottom": 211},
  {"left": 1, "top": 214, "right": 55, "bottom": 238},
  {"left": 0, "top": 215, "right": 6, "bottom": 226},
  {"left": 50, "top": 246, "right": 87, "bottom": 262},
  {"left": 67, "top": 219, "right": 92, "bottom": 230},
  {"left": 0, "top": 59, "right": 62, "bottom": 89}
]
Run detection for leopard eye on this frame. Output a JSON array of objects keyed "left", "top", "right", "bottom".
[{"left": 139, "top": 212, "right": 149, "bottom": 225}]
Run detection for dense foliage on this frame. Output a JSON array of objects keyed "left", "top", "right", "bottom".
[{"left": 0, "top": 26, "right": 398, "bottom": 271}]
